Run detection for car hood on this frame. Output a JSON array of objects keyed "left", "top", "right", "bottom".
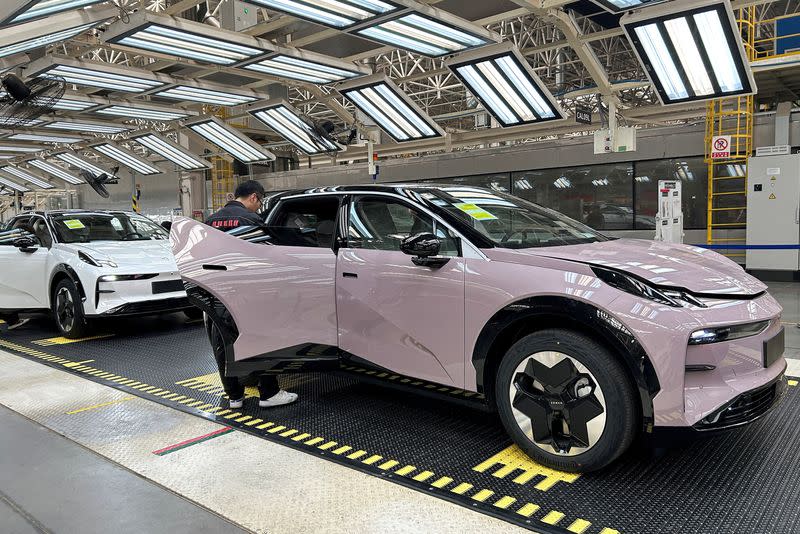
[
  {"left": 59, "top": 240, "right": 177, "bottom": 271},
  {"left": 483, "top": 238, "right": 767, "bottom": 296}
]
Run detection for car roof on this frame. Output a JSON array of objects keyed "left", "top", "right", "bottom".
[
  {"left": 31, "top": 209, "right": 138, "bottom": 217},
  {"left": 278, "top": 183, "right": 496, "bottom": 197}
]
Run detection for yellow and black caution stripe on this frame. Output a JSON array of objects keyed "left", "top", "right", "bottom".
[
  {"left": 32, "top": 334, "right": 114, "bottom": 346},
  {"left": 340, "top": 364, "right": 485, "bottom": 400}
]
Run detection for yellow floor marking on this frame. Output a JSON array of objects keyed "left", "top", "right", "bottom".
[
  {"left": 63, "top": 359, "right": 95, "bottom": 368},
  {"left": 179, "top": 398, "right": 196, "bottom": 405},
  {"left": 267, "top": 425, "right": 287, "bottom": 434},
  {"left": 318, "top": 441, "right": 338, "bottom": 450},
  {"left": 451, "top": 483, "right": 473, "bottom": 495},
  {"left": 215, "top": 409, "right": 232, "bottom": 416},
  {"left": 789, "top": 379, "right": 798, "bottom": 387},
  {"left": 32, "top": 335, "right": 111, "bottom": 346},
  {"left": 304, "top": 437, "right": 324, "bottom": 446},
  {"left": 474, "top": 445, "right": 579, "bottom": 492},
  {"left": 431, "top": 477, "right": 453, "bottom": 489},
  {"left": 471, "top": 489, "right": 494, "bottom": 502},
  {"left": 378, "top": 460, "right": 399, "bottom": 470},
  {"left": 256, "top": 422, "right": 274, "bottom": 430},
  {"left": 567, "top": 519, "right": 592, "bottom": 533},
  {"left": 292, "top": 433, "right": 312, "bottom": 442},
  {"left": 362, "top": 455, "right": 383, "bottom": 465},
  {"left": 185, "top": 400, "right": 204, "bottom": 408},
  {"left": 279, "top": 429, "right": 298, "bottom": 438},
  {"left": 236, "top": 415, "right": 252, "bottom": 423},
  {"left": 224, "top": 412, "right": 242, "bottom": 419},
  {"left": 162, "top": 393, "right": 180, "bottom": 400},
  {"left": 541, "top": 511, "right": 565, "bottom": 525},
  {"left": 331, "top": 445, "right": 352, "bottom": 455},
  {"left": 66, "top": 396, "right": 134, "bottom": 415},
  {"left": 347, "top": 450, "right": 367, "bottom": 460},
  {"left": 198, "top": 404, "right": 214, "bottom": 411},
  {"left": 493, "top": 496, "right": 516, "bottom": 509},
  {"left": 517, "top": 503, "right": 540, "bottom": 518},
  {"left": 412, "top": 470, "right": 434, "bottom": 482},
  {"left": 245, "top": 419, "right": 263, "bottom": 426},
  {"left": 599, "top": 529, "right": 620, "bottom": 534},
  {"left": 395, "top": 465, "right": 416, "bottom": 476}
]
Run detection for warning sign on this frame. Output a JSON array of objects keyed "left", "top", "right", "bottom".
[
  {"left": 769, "top": 193, "right": 777, "bottom": 200},
  {"left": 711, "top": 136, "right": 731, "bottom": 159}
]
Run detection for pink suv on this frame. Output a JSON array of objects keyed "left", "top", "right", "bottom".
[{"left": 171, "top": 185, "right": 786, "bottom": 472}]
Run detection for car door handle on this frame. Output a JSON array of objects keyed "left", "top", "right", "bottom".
[
  {"left": 202, "top": 264, "right": 227, "bottom": 271},
  {"left": 342, "top": 272, "right": 358, "bottom": 279}
]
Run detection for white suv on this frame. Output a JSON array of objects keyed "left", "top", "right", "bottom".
[{"left": 0, "top": 210, "right": 194, "bottom": 338}]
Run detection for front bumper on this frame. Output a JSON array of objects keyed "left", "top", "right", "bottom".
[
  {"left": 92, "top": 296, "right": 192, "bottom": 317},
  {"left": 87, "top": 272, "right": 188, "bottom": 316},
  {"left": 694, "top": 372, "right": 787, "bottom": 431}
]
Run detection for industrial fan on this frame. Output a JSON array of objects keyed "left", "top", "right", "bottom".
[
  {"left": 0, "top": 73, "right": 66, "bottom": 129},
  {"left": 81, "top": 167, "right": 120, "bottom": 199},
  {"left": 299, "top": 115, "right": 346, "bottom": 155}
]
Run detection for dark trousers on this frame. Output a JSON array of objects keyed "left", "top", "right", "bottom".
[{"left": 210, "top": 324, "right": 279, "bottom": 401}]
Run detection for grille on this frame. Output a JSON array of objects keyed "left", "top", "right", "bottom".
[{"left": 698, "top": 381, "right": 780, "bottom": 429}]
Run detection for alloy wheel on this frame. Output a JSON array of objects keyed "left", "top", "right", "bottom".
[
  {"left": 508, "top": 351, "right": 607, "bottom": 456},
  {"left": 56, "top": 287, "right": 75, "bottom": 332}
]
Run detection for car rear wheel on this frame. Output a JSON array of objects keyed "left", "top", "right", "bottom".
[
  {"left": 495, "top": 329, "right": 638, "bottom": 473},
  {"left": 53, "top": 278, "right": 89, "bottom": 339}
]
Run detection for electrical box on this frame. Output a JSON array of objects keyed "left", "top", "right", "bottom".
[
  {"left": 220, "top": 0, "right": 258, "bottom": 32},
  {"left": 746, "top": 154, "right": 800, "bottom": 271},
  {"left": 655, "top": 180, "right": 683, "bottom": 243},
  {"left": 593, "top": 126, "right": 637, "bottom": 154}
]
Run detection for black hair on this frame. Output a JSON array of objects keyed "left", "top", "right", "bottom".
[{"left": 235, "top": 180, "right": 266, "bottom": 199}]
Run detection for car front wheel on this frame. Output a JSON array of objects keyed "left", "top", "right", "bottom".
[
  {"left": 495, "top": 329, "right": 638, "bottom": 473},
  {"left": 53, "top": 278, "right": 89, "bottom": 339}
]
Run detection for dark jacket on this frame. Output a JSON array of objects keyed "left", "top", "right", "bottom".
[{"left": 205, "top": 201, "right": 263, "bottom": 230}]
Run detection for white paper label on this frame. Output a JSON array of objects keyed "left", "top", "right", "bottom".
[{"left": 767, "top": 168, "right": 781, "bottom": 176}]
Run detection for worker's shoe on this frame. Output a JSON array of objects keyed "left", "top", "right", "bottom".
[
  {"left": 4, "top": 317, "right": 29, "bottom": 331},
  {"left": 259, "top": 390, "right": 298, "bottom": 408},
  {"left": 229, "top": 398, "right": 244, "bottom": 409}
]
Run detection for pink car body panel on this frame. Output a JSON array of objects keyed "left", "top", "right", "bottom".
[{"left": 171, "top": 213, "right": 785, "bottom": 429}]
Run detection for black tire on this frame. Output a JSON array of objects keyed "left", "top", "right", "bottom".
[
  {"left": 495, "top": 329, "right": 638, "bottom": 473},
  {"left": 184, "top": 307, "right": 203, "bottom": 320},
  {"left": 52, "top": 278, "right": 90, "bottom": 339}
]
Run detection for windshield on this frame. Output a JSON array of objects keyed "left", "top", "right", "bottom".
[
  {"left": 420, "top": 187, "right": 609, "bottom": 249},
  {"left": 50, "top": 213, "right": 168, "bottom": 244}
]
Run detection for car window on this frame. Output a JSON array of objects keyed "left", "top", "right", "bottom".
[
  {"left": 267, "top": 196, "right": 341, "bottom": 249},
  {"left": 348, "top": 196, "right": 459, "bottom": 256},
  {"left": 49, "top": 213, "right": 167, "bottom": 243},
  {"left": 31, "top": 216, "right": 53, "bottom": 248}
]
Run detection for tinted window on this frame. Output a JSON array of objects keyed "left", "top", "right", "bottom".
[
  {"left": 268, "top": 196, "right": 341, "bottom": 248},
  {"left": 634, "top": 157, "right": 708, "bottom": 230},
  {"left": 512, "top": 163, "right": 635, "bottom": 230},
  {"left": 348, "top": 196, "right": 459, "bottom": 256}
]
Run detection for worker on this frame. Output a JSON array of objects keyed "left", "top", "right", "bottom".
[
  {"left": 0, "top": 312, "right": 29, "bottom": 332},
  {"left": 205, "top": 180, "right": 298, "bottom": 409}
]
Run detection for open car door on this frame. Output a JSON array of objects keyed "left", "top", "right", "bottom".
[{"left": 171, "top": 216, "right": 338, "bottom": 373}]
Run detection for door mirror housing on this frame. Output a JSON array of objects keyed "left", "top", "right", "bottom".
[
  {"left": 13, "top": 236, "right": 39, "bottom": 253},
  {"left": 400, "top": 232, "right": 450, "bottom": 268}
]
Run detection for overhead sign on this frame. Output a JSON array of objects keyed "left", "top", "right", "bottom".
[
  {"left": 575, "top": 106, "right": 592, "bottom": 125},
  {"left": 711, "top": 136, "right": 731, "bottom": 159}
]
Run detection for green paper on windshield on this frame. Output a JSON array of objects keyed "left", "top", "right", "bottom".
[
  {"left": 63, "top": 219, "right": 85, "bottom": 230},
  {"left": 454, "top": 203, "right": 498, "bottom": 221}
]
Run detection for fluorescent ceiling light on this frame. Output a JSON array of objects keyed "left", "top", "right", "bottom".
[
  {"left": 0, "top": 118, "right": 44, "bottom": 127},
  {"left": 186, "top": 117, "right": 275, "bottom": 164},
  {"left": 44, "top": 120, "right": 131, "bottom": 134},
  {"left": 591, "top": 0, "right": 669, "bottom": 14},
  {"left": 0, "top": 165, "right": 53, "bottom": 188},
  {"left": 355, "top": 10, "right": 497, "bottom": 57},
  {"left": 131, "top": 133, "right": 211, "bottom": 171},
  {"left": 152, "top": 85, "right": 258, "bottom": 106},
  {"left": 249, "top": 101, "right": 343, "bottom": 155},
  {"left": 242, "top": 54, "right": 366, "bottom": 84},
  {"left": 1, "top": 0, "right": 108, "bottom": 26},
  {"left": 92, "top": 142, "right": 162, "bottom": 175},
  {"left": 445, "top": 43, "right": 564, "bottom": 127},
  {"left": 104, "top": 12, "right": 269, "bottom": 66},
  {"left": 95, "top": 104, "right": 194, "bottom": 121},
  {"left": 338, "top": 74, "right": 443, "bottom": 142},
  {"left": 27, "top": 57, "right": 166, "bottom": 93},
  {"left": 7, "top": 133, "right": 82, "bottom": 143},
  {"left": 240, "top": 0, "right": 400, "bottom": 29},
  {"left": 0, "top": 175, "right": 29, "bottom": 192},
  {"left": 53, "top": 152, "right": 109, "bottom": 177},
  {"left": 0, "top": 20, "right": 100, "bottom": 59},
  {"left": 0, "top": 145, "right": 44, "bottom": 153},
  {"left": 621, "top": 0, "right": 755, "bottom": 104},
  {"left": 51, "top": 96, "right": 98, "bottom": 111},
  {"left": 27, "top": 158, "right": 84, "bottom": 184}
]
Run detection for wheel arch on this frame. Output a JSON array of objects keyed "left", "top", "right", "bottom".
[
  {"left": 472, "top": 296, "right": 659, "bottom": 430},
  {"left": 49, "top": 265, "right": 86, "bottom": 307}
]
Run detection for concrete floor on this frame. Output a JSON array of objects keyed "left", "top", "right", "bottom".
[{"left": 1, "top": 281, "right": 799, "bottom": 534}]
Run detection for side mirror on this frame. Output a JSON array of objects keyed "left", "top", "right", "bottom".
[
  {"left": 400, "top": 232, "right": 450, "bottom": 268},
  {"left": 13, "top": 236, "right": 38, "bottom": 253}
]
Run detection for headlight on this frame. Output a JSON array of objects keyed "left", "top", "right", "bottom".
[
  {"left": 78, "top": 251, "right": 117, "bottom": 268},
  {"left": 592, "top": 266, "right": 681, "bottom": 307},
  {"left": 688, "top": 320, "right": 770, "bottom": 345}
]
